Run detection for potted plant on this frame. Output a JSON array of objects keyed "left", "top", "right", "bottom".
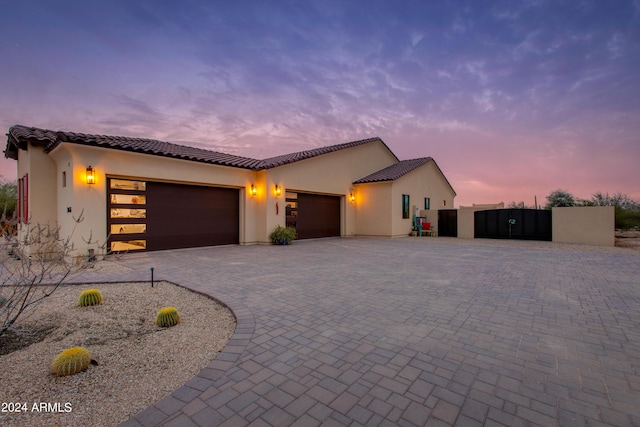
[{"left": 269, "top": 225, "right": 297, "bottom": 245}]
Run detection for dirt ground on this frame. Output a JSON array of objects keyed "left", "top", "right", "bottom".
[{"left": 615, "top": 229, "right": 640, "bottom": 249}]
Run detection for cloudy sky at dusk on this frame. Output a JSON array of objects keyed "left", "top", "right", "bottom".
[{"left": 1, "top": 0, "right": 639, "bottom": 207}]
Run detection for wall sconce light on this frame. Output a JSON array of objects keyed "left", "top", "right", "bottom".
[
  {"left": 86, "top": 166, "right": 95, "bottom": 185},
  {"left": 349, "top": 188, "right": 355, "bottom": 203},
  {"left": 274, "top": 184, "right": 282, "bottom": 197},
  {"left": 250, "top": 184, "right": 257, "bottom": 197},
  {"left": 442, "top": 200, "right": 447, "bottom": 207}
]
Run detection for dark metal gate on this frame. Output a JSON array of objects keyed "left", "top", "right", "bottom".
[
  {"left": 438, "top": 209, "right": 458, "bottom": 237},
  {"left": 474, "top": 209, "right": 551, "bottom": 241}
]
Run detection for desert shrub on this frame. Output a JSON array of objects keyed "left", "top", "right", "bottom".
[
  {"left": 0, "top": 209, "right": 111, "bottom": 339},
  {"left": 50, "top": 346, "right": 92, "bottom": 376},
  {"left": 616, "top": 206, "right": 640, "bottom": 230},
  {"left": 156, "top": 307, "right": 180, "bottom": 327},
  {"left": 78, "top": 289, "right": 104, "bottom": 307}
]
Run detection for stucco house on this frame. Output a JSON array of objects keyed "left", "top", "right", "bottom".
[{"left": 4, "top": 125, "right": 455, "bottom": 255}]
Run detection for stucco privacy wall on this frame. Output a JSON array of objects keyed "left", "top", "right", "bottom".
[
  {"left": 457, "top": 207, "right": 476, "bottom": 239},
  {"left": 391, "top": 161, "right": 456, "bottom": 237},
  {"left": 264, "top": 141, "right": 398, "bottom": 238},
  {"left": 552, "top": 206, "right": 615, "bottom": 246},
  {"left": 48, "top": 143, "right": 258, "bottom": 252}
]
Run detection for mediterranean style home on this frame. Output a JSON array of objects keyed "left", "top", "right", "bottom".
[{"left": 4, "top": 125, "right": 456, "bottom": 255}]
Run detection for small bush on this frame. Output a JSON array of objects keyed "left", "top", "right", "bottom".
[
  {"left": 269, "top": 225, "right": 297, "bottom": 245},
  {"left": 51, "top": 346, "right": 92, "bottom": 376},
  {"left": 78, "top": 289, "right": 104, "bottom": 307},
  {"left": 156, "top": 307, "right": 180, "bottom": 328}
]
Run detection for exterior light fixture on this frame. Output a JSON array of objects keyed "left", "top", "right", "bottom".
[
  {"left": 250, "top": 184, "right": 257, "bottom": 197},
  {"left": 349, "top": 188, "right": 355, "bottom": 202},
  {"left": 274, "top": 184, "right": 282, "bottom": 196},
  {"left": 86, "top": 166, "right": 95, "bottom": 184}
]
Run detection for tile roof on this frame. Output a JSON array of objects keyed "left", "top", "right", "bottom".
[
  {"left": 259, "top": 137, "right": 395, "bottom": 168},
  {"left": 5, "top": 125, "right": 394, "bottom": 170},
  {"left": 353, "top": 158, "right": 432, "bottom": 183},
  {"left": 5, "top": 125, "right": 263, "bottom": 169}
]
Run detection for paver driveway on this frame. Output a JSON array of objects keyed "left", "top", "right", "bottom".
[{"left": 79, "top": 237, "right": 640, "bottom": 426}]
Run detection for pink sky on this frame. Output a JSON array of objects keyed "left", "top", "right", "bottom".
[{"left": 2, "top": 1, "right": 639, "bottom": 207}]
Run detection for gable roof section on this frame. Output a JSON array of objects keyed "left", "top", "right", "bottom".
[
  {"left": 259, "top": 137, "right": 398, "bottom": 168},
  {"left": 354, "top": 157, "right": 457, "bottom": 196},
  {"left": 5, "top": 125, "right": 398, "bottom": 170},
  {"left": 353, "top": 158, "right": 432, "bottom": 183}
]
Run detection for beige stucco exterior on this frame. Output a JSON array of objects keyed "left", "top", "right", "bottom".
[
  {"left": 11, "top": 135, "right": 456, "bottom": 257},
  {"left": 261, "top": 140, "right": 398, "bottom": 239},
  {"left": 389, "top": 161, "right": 455, "bottom": 237},
  {"left": 552, "top": 206, "right": 615, "bottom": 246}
]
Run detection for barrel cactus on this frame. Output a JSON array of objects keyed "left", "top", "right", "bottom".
[
  {"left": 156, "top": 306, "right": 180, "bottom": 327},
  {"left": 51, "top": 346, "right": 92, "bottom": 376},
  {"left": 78, "top": 289, "right": 103, "bottom": 307}
]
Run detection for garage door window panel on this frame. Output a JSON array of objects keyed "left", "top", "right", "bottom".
[
  {"left": 108, "top": 178, "right": 148, "bottom": 252},
  {"left": 110, "top": 224, "right": 147, "bottom": 234},
  {"left": 110, "top": 194, "right": 146, "bottom": 205}
]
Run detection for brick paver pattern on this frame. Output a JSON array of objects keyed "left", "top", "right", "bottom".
[{"left": 75, "top": 237, "right": 640, "bottom": 426}]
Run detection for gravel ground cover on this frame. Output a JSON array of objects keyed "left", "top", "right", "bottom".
[{"left": 0, "top": 281, "right": 235, "bottom": 427}]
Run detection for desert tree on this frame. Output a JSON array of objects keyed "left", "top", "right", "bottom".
[
  {"left": 545, "top": 189, "right": 577, "bottom": 208},
  {"left": 0, "top": 209, "right": 108, "bottom": 339},
  {"left": 591, "top": 192, "right": 640, "bottom": 229},
  {"left": 591, "top": 191, "right": 639, "bottom": 210}
]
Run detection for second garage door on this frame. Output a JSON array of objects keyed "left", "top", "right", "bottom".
[{"left": 294, "top": 192, "right": 340, "bottom": 239}]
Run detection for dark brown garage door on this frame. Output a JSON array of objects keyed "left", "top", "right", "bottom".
[
  {"left": 108, "top": 178, "right": 239, "bottom": 252},
  {"left": 296, "top": 192, "right": 340, "bottom": 239}
]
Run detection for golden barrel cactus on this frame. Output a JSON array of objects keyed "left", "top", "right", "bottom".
[
  {"left": 156, "top": 306, "right": 180, "bottom": 327},
  {"left": 51, "top": 346, "right": 92, "bottom": 376},
  {"left": 78, "top": 289, "right": 103, "bottom": 307}
]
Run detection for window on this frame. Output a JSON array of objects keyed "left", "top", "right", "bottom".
[
  {"left": 17, "top": 174, "right": 28, "bottom": 222},
  {"left": 402, "top": 194, "right": 410, "bottom": 219},
  {"left": 62, "top": 171, "right": 67, "bottom": 188},
  {"left": 424, "top": 197, "right": 430, "bottom": 210}
]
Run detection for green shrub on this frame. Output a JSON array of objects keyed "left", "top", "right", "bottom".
[
  {"left": 269, "top": 225, "right": 297, "bottom": 245},
  {"left": 156, "top": 307, "right": 180, "bottom": 327},
  {"left": 50, "top": 346, "right": 92, "bottom": 376},
  {"left": 78, "top": 289, "right": 103, "bottom": 307},
  {"left": 616, "top": 206, "right": 640, "bottom": 230}
]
